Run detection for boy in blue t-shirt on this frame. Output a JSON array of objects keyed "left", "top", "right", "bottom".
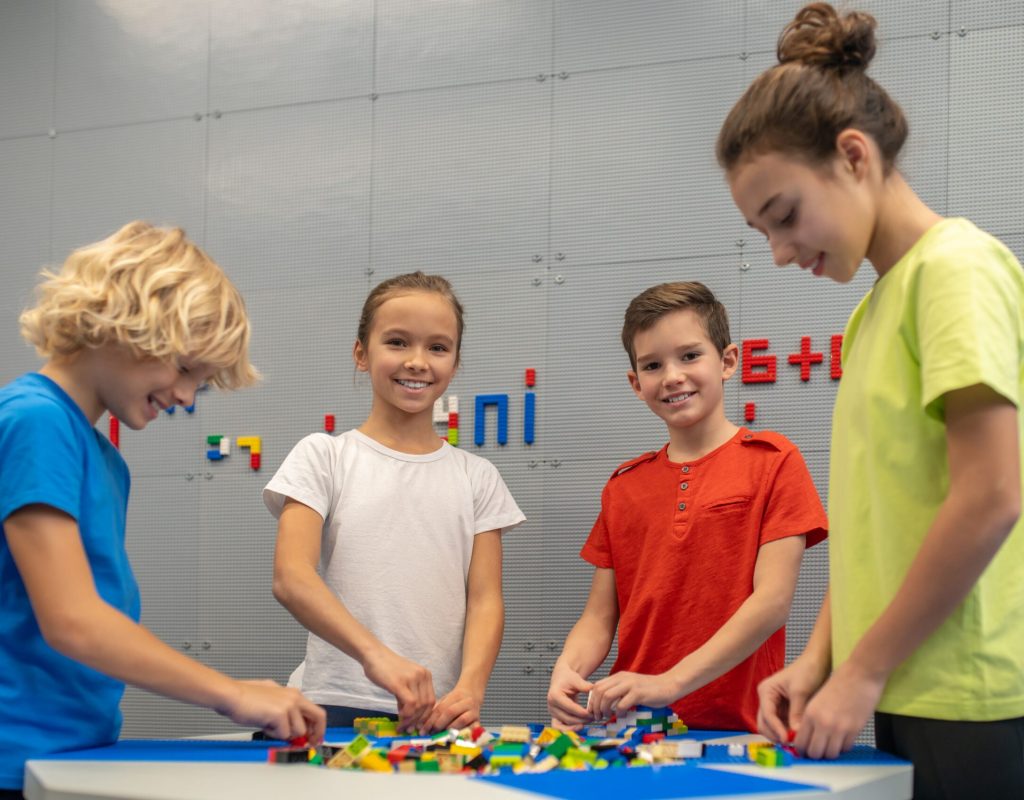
[{"left": 0, "top": 222, "right": 324, "bottom": 796}]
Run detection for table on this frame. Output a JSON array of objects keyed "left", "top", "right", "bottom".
[{"left": 25, "top": 728, "right": 912, "bottom": 800}]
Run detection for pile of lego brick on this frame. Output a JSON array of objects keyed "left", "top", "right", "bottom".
[{"left": 266, "top": 706, "right": 796, "bottom": 774}]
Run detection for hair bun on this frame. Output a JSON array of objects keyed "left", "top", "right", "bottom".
[{"left": 777, "top": 2, "right": 877, "bottom": 72}]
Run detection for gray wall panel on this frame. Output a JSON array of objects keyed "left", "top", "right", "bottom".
[
  {"left": 205, "top": 99, "right": 373, "bottom": 295},
  {"left": 209, "top": 0, "right": 374, "bottom": 113},
  {"left": 0, "top": 136, "right": 52, "bottom": 385},
  {"left": 0, "top": 0, "right": 55, "bottom": 140},
  {"left": 949, "top": 26, "right": 1024, "bottom": 237},
  {"left": 51, "top": 120, "right": 207, "bottom": 260},
  {"left": 376, "top": 0, "right": 553, "bottom": 94},
  {"left": 554, "top": 0, "right": 743, "bottom": 71},
  {"left": 550, "top": 58, "right": 745, "bottom": 265},
  {"left": 371, "top": 81, "right": 551, "bottom": 274},
  {"left": 953, "top": 0, "right": 1024, "bottom": 30},
  {"left": 54, "top": 0, "right": 208, "bottom": 130}
]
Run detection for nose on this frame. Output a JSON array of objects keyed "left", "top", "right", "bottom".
[
  {"left": 404, "top": 347, "right": 428, "bottom": 370},
  {"left": 663, "top": 360, "right": 687, "bottom": 386},
  {"left": 172, "top": 375, "right": 199, "bottom": 408},
  {"left": 770, "top": 234, "right": 796, "bottom": 267}
]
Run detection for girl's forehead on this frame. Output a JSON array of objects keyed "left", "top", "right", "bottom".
[{"left": 372, "top": 291, "right": 458, "bottom": 328}]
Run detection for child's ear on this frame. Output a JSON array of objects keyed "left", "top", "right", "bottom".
[
  {"left": 352, "top": 340, "right": 368, "bottom": 372},
  {"left": 835, "top": 128, "right": 872, "bottom": 180},
  {"left": 627, "top": 370, "right": 643, "bottom": 397},
  {"left": 721, "top": 343, "right": 740, "bottom": 381}
]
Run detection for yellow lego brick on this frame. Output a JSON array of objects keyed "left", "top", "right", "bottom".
[
  {"left": 236, "top": 435, "right": 262, "bottom": 454},
  {"left": 358, "top": 751, "right": 392, "bottom": 772}
]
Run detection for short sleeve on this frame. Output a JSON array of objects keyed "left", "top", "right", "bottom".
[
  {"left": 580, "top": 483, "right": 614, "bottom": 568},
  {"left": 0, "top": 398, "right": 84, "bottom": 523},
  {"left": 469, "top": 457, "right": 525, "bottom": 534},
  {"left": 917, "top": 239, "right": 1022, "bottom": 420},
  {"left": 262, "top": 433, "right": 338, "bottom": 520},
  {"left": 759, "top": 447, "right": 828, "bottom": 549}
]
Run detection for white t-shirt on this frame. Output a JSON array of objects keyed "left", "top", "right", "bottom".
[{"left": 263, "top": 429, "right": 525, "bottom": 711}]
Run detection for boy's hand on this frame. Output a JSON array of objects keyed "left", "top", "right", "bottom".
[
  {"left": 587, "top": 671, "right": 680, "bottom": 721},
  {"left": 789, "top": 660, "right": 885, "bottom": 760},
  {"left": 222, "top": 680, "right": 326, "bottom": 744},
  {"left": 546, "top": 661, "right": 594, "bottom": 727},
  {"left": 423, "top": 685, "right": 482, "bottom": 733},
  {"left": 756, "top": 655, "right": 830, "bottom": 744},
  {"left": 362, "top": 648, "right": 435, "bottom": 733}
]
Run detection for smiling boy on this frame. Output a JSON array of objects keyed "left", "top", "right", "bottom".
[{"left": 547, "top": 281, "right": 827, "bottom": 732}]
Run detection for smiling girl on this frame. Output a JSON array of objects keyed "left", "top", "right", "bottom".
[
  {"left": 718, "top": 4, "right": 1024, "bottom": 798},
  {"left": 265, "top": 272, "right": 524, "bottom": 734}
]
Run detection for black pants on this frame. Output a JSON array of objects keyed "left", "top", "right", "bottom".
[
  {"left": 322, "top": 704, "right": 398, "bottom": 728},
  {"left": 875, "top": 711, "right": 1024, "bottom": 800},
  {"left": 0, "top": 790, "right": 25, "bottom": 800}
]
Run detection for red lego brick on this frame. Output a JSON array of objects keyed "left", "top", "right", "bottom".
[
  {"left": 525, "top": 368, "right": 536, "bottom": 387},
  {"left": 324, "top": 414, "right": 335, "bottom": 433},
  {"left": 250, "top": 452, "right": 261, "bottom": 471},
  {"left": 448, "top": 412, "right": 459, "bottom": 428},
  {"left": 744, "top": 402, "right": 756, "bottom": 422}
]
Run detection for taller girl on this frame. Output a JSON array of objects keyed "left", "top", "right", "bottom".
[
  {"left": 265, "top": 272, "right": 524, "bottom": 734},
  {"left": 719, "top": 4, "right": 1024, "bottom": 798}
]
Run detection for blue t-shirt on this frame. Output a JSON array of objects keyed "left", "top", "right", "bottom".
[{"left": 0, "top": 373, "right": 140, "bottom": 789}]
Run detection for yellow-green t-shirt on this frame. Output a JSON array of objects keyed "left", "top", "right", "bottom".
[{"left": 830, "top": 217, "right": 1024, "bottom": 720}]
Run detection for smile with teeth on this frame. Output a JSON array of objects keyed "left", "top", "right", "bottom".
[
  {"left": 396, "top": 379, "right": 430, "bottom": 389},
  {"left": 663, "top": 391, "right": 695, "bottom": 404}
]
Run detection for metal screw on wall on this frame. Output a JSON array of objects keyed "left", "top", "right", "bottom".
[
  {"left": 558, "top": 72, "right": 569, "bottom": 80},
  {"left": 202, "top": 642, "right": 211, "bottom": 650},
  {"left": 370, "top": 93, "right": 379, "bottom": 100},
  {"left": 48, "top": 128, "right": 57, "bottom": 139},
  {"left": 550, "top": 459, "right": 561, "bottom": 467},
  {"left": 547, "top": 642, "right": 557, "bottom": 651},
  {"left": 536, "top": 73, "right": 547, "bottom": 82},
  {"left": 182, "top": 642, "right": 192, "bottom": 650},
  {"left": 555, "top": 253, "right": 565, "bottom": 261},
  {"left": 930, "top": 31, "right": 941, "bottom": 40},
  {"left": 740, "top": 263, "right": 751, "bottom": 272},
  {"left": 525, "top": 642, "right": 535, "bottom": 651},
  {"left": 739, "top": 52, "right": 749, "bottom": 61},
  {"left": 193, "top": 113, "right": 202, "bottom": 122},
  {"left": 554, "top": 275, "right": 564, "bottom": 285},
  {"left": 532, "top": 255, "right": 543, "bottom": 263},
  {"left": 204, "top": 473, "right": 213, "bottom": 480},
  {"left": 532, "top": 278, "right": 541, "bottom": 287},
  {"left": 958, "top": 27, "right": 967, "bottom": 37},
  {"left": 365, "top": 267, "right": 375, "bottom": 276},
  {"left": 185, "top": 474, "right": 194, "bottom": 481},
  {"left": 211, "top": 110, "right": 222, "bottom": 119},
  {"left": 523, "top": 666, "right": 534, "bottom": 675}
]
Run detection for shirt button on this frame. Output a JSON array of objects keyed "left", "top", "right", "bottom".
[
  {"left": 678, "top": 502, "right": 686, "bottom": 511},
  {"left": 680, "top": 482, "right": 688, "bottom": 490},
  {"left": 682, "top": 466, "right": 690, "bottom": 473},
  {"left": 743, "top": 434, "right": 752, "bottom": 440}
]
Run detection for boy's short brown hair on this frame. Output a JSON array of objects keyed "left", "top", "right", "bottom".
[
  {"left": 621, "top": 281, "right": 731, "bottom": 371},
  {"left": 19, "top": 221, "right": 258, "bottom": 390}
]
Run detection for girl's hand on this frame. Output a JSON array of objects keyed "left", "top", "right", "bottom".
[
  {"left": 587, "top": 671, "right": 680, "bottom": 721},
  {"left": 423, "top": 685, "right": 481, "bottom": 733},
  {"left": 756, "top": 656, "right": 830, "bottom": 744},
  {"left": 221, "top": 679, "right": 326, "bottom": 744},
  {"left": 792, "top": 661, "right": 886, "bottom": 760},
  {"left": 363, "top": 648, "right": 435, "bottom": 733},
  {"left": 546, "top": 661, "right": 594, "bottom": 728}
]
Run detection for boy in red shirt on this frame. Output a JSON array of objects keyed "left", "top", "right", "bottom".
[{"left": 547, "top": 281, "right": 827, "bottom": 732}]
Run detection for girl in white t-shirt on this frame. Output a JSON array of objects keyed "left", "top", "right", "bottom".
[{"left": 264, "top": 272, "right": 524, "bottom": 734}]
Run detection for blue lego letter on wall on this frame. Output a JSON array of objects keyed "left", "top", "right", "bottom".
[{"left": 474, "top": 394, "right": 509, "bottom": 446}]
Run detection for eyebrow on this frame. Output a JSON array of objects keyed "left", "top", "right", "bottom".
[
  {"left": 635, "top": 342, "right": 704, "bottom": 362},
  {"left": 380, "top": 328, "right": 454, "bottom": 344}
]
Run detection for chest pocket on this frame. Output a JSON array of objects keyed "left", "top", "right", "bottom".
[{"left": 706, "top": 495, "right": 751, "bottom": 513}]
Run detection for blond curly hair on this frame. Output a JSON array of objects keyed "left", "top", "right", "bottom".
[{"left": 19, "top": 221, "right": 258, "bottom": 390}]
